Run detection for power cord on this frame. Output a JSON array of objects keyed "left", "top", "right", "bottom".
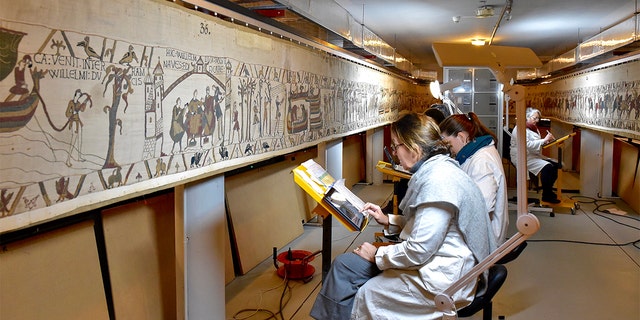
[
  {"left": 283, "top": 226, "right": 366, "bottom": 319},
  {"left": 231, "top": 190, "right": 391, "bottom": 319},
  {"left": 527, "top": 195, "right": 640, "bottom": 250},
  {"left": 230, "top": 271, "right": 291, "bottom": 320}
]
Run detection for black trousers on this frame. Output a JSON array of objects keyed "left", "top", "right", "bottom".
[{"left": 539, "top": 161, "right": 559, "bottom": 198}]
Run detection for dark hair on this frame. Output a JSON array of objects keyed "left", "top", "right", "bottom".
[
  {"left": 391, "top": 111, "right": 449, "bottom": 160},
  {"left": 439, "top": 112, "right": 497, "bottom": 142},
  {"left": 424, "top": 107, "right": 446, "bottom": 125}
]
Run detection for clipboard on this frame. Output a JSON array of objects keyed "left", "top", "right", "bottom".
[{"left": 543, "top": 132, "right": 576, "bottom": 149}]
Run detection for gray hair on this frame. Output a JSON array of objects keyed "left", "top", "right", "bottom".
[{"left": 526, "top": 107, "right": 541, "bottom": 119}]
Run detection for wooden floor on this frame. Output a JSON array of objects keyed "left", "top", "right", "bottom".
[{"left": 225, "top": 172, "right": 640, "bottom": 320}]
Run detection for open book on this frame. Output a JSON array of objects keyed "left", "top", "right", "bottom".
[{"left": 292, "top": 159, "right": 369, "bottom": 231}]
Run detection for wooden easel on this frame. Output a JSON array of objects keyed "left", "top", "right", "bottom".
[
  {"left": 311, "top": 204, "right": 334, "bottom": 280},
  {"left": 375, "top": 161, "right": 411, "bottom": 215},
  {"left": 542, "top": 132, "right": 578, "bottom": 213}
]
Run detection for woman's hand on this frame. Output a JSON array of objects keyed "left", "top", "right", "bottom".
[
  {"left": 544, "top": 132, "right": 555, "bottom": 144},
  {"left": 362, "top": 202, "right": 389, "bottom": 226},
  {"left": 353, "top": 242, "right": 377, "bottom": 263}
]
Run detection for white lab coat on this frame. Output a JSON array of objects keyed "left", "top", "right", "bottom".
[
  {"left": 460, "top": 143, "right": 509, "bottom": 244},
  {"left": 350, "top": 155, "right": 495, "bottom": 320},
  {"left": 509, "top": 125, "right": 552, "bottom": 175}
]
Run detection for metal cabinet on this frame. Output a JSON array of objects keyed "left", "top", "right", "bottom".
[{"left": 444, "top": 67, "right": 504, "bottom": 153}]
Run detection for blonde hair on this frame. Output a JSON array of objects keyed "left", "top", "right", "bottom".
[{"left": 390, "top": 111, "right": 449, "bottom": 160}]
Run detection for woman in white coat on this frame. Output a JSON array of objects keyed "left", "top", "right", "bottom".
[
  {"left": 509, "top": 107, "right": 560, "bottom": 203},
  {"left": 439, "top": 112, "right": 509, "bottom": 245},
  {"left": 310, "top": 111, "right": 496, "bottom": 320}
]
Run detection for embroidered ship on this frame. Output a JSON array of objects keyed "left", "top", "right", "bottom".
[
  {"left": 0, "top": 27, "right": 26, "bottom": 81},
  {"left": 307, "top": 87, "right": 323, "bottom": 131},
  {"left": 0, "top": 68, "right": 45, "bottom": 133},
  {"left": 287, "top": 90, "right": 310, "bottom": 134},
  {"left": 0, "top": 27, "right": 42, "bottom": 133}
]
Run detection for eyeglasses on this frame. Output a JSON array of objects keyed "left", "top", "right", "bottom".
[{"left": 390, "top": 142, "right": 405, "bottom": 152}]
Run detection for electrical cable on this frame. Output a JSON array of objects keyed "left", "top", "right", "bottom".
[
  {"left": 230, "top": 271, "right": 291, "bottom": 320},
  {"left": 232, "top": 189, "right": 393, "bottom": 319},
  {"left": 527, "top": 238, "right": 640, "bottom": 247},
  {"left": 288, "top": 199, "right": 379, "bottom": 319},
  {"left": 571, "top": 195, "right": 640, "bottom": 228},
  {"left": 277, "top": 277, "right": 291, "bottom": 320},
  {"left": 281, "top": 215, "right": 371, "bottom": 319},
  {"left": 527, "top": 195, "right": 640, "bottom": 251}
]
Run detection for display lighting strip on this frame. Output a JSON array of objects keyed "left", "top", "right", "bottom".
[{"left": 178, "top": 0, "right": 411, "bottom": 80}]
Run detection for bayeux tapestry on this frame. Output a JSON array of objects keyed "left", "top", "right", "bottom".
[
  {"left": 0, "top": 0, "right": 431, "bottom": 232},
  {"left": 524, "top": 60, "right": 640, "bottom": 140}
]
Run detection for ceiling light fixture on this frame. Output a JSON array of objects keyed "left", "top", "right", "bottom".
[
  {"left": 476, "top": 5, "right": 494, "bottom": 18},
  {"left": 471, "top": 39, "right": 486, "bottom": 46},
  {"left": 452, "top": 1, "right": 502, "bottom": 23}
]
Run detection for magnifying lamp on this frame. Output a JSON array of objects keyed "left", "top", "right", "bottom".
[
  {"left": 429, "top": 80, "right": 462, "bottom": 115},
  {"left": 429, "top": 81, "right": 444, "bottom": 100}
]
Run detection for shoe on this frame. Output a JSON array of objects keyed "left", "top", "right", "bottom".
[{"left": 542, "top": 196, "right": 561, "bottom": 204}]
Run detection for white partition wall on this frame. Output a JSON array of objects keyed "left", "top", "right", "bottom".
[
  {"left": 602, "top": 134, "right": 614, "bottom": 197},
  {"left": 580, "top": 129, "right": 613, "bottom": 198},
  {"left": 366, "top": 128, "right": 385, "bottom": 185},
  {"left": 326, "top": 139, "right": 344, "bottom": 180},
  {"left": 178, "top": 175, "right": 226, "bottom": 319}
]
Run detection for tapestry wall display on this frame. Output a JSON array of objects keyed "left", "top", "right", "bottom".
[
  {"left": 524, "top": 60, "right": 640, "bottom": 140},
  {"left": 0, "top": 0, "right": 431, "bottom": 232}
]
